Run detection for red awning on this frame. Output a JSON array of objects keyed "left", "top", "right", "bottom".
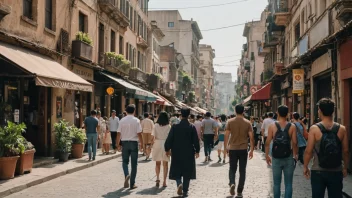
[
  {"left": 242, "top": 95, "right": 252, "bottom": 105},
  {"left": 155, "top": 98, "right": 165, "bottom": 105},
  {"left": 251, "top": 82, "right": 272, "bottom": 101}
]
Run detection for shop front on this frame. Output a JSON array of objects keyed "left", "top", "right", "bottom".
[{"left": 0, "top": 42, "right": 93, "bottom": 156}]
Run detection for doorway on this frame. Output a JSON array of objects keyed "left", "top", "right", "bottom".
[
  {"left": 349, "top": 80, "right": 352, "bottom": 172},
  {"left": 36, "top": 87, "right": 51, "bottom": 156}
]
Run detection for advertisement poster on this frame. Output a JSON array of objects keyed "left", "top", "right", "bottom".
[
  {"left": 292, "top": 69, "right": 304, "bottom": 94},
  {"left": 56, "top": 97, "right": 62, "bottom": 118}
]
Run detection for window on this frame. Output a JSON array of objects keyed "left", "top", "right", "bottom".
[
  {"left": 125, "top": 43, "right": 129, "bottom": 60},
  {"left": 129, "top": 7, "right": 133, "bottom": 29},
  {"left": 23, "top": 0, "right": 33, "bottom": 19},
  {"left": 294, "top": 22, "right": 300, "bottom": 43},
  {"left": 168, "top": 22, "right": 174, "bottom": 27},
  {"left": 78, "top": 12, "right": 87, "bottom": 33},
  {"left": 137, "top": 51, "right": 141, "bottom": 69},
  {"left": 45, "top": 0, "right": 53, "bottom": 29},
  {"left": 133, "top": 10, "right": 137, "bottom": 32},
  {"left": 110, "top": 30, "right": 116, "bottom": 52},
  {"left": 132, "top": 48, "right": 136, "bottom": 67},
  {"left": 98, "top": 23, "right": 105, "bottom": 63},
  {"left": 119, "top": 36, "right": 124, "bottom": 55}
]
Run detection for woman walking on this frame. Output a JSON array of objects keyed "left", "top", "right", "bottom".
[
  {"left": 151, "top": 111, "right": 171, "bottom": 187},
  {"left": 102, "top": 116, "right": 111, "bottom": 154}
]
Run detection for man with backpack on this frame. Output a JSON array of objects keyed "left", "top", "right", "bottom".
[
  {"left": 292, "top": 112, "right": 307, "bottom": 164},
  {"left": 265, "top": 105, "right": 298, "bottom": 198},
  {"left": 303, "top": 98, "right": 349, "bottom": 198}
]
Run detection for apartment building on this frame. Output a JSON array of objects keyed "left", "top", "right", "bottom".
[
  {"left": 199, "top": 44, "right": 216, "bottom": 112},
  {"left": 214, "top": 72, "right": 235, "bottom": 115}
]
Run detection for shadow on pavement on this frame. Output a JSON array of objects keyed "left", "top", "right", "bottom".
[
  {"left": 135, "top": 186, "right": 166, "bottom": 195},
  {"left": 102, "top": 187, "right": 132, "bottom": 197},
  {"left": 209, "top": 162, "right": 226, "bottom": 167}
]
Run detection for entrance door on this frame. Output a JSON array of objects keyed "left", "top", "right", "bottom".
[
  {"left": 349, "top": 80, "right": 352, "bottom": 172},
  {"left": 37, "top": 87, "right": 51, "bottom": 156}
]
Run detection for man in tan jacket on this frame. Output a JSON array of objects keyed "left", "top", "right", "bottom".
[{"left": 141, "top": 112, "right": 154, "bottom": 160}]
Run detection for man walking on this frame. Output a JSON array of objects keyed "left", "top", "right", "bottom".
[
  {"left": 141, "top": 112, "right": 154, "bottom": 160},
  {"left": 304, "top": 98, "right": 349, "bottom": 198},
  {"left": 201, "top": 112, "right": 218, "bottom": 162},
  {"left": 109, "top": 110, "right": 120, "bottom": 153},
  {"left": 83, "top": 110, "right": 99, "bottom": 161},
  {"left": 116, "top": 104, "right": 143, "bottom": 189},
  {"left": 193, "top": 115, "right": 203, "bottom": 142},
  {"left": 292, "top": 112, "right": 307, "bottom": 164},
  {"left": 165, "top": 107, "right": 200, "bottom": 197},
  {"left": 261, "top": 112, "right": 275, "bottom": 153},
  {"left": 265, "top": 105, "right": 298, "bottom": 198},
  {"left": 224, "top": 104, "right": 254, "bottom": 197}
]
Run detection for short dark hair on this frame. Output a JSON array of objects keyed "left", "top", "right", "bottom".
[
  {"left": 318, "top": 98, "right": 335, "bottom": 116},
  {"left": 205, "top": 112, "right": 211, "bottom": 117},
  {"left": 181, "top": 107, "right": 190, "bottom": 118},
  {"left": 220, "top": 114, "right": 227, "bottom": 122},
  {"left": 230, "top": 114, "right": 235, "bottom": 118},
  {"left": 126, "top": 104, "right": 136, "bottom": 114},
  {"left": 144, "top": 112, "right": 149, "bottom": 118},
  {"left": 190, "top": 114, "right": 195, "bottom": 119},
  {"left": 293, "top": 112, "right": 300, "bottom": 120},
  {"left": 91, "top": 110, "right": 97, "bottom": 115},
  {"left": 196, "top": 115, "right": 202, "bottom": 119},
  {"left": 277, "top": 105, "right": 289, "bottom": 117},
  {"left": 268, "top": 112, "right": 274, "bottom": 117},
  {"left": 156, "top": 111, "right": 170, "bottom": 126},
  {"left": 235, "top": 104, "right": 244, "bottom": 114}
]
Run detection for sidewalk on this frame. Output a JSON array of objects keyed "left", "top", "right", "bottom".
[{"left": 0, "top": 152, "right": 121, "bottom": 198}]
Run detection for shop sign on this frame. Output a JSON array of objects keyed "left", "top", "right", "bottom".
[
  {"left": 72, "top": 65, "right": 93, "bottom": 81},
  {"left": 106, "top": 87, "right": 115, "bottom": 95},
  {"left": 14, "top": 109, "right": 19, "bottom": 123},
  {"left": 169, "top": 81, "right": 176, "bottom": 90},
  {"left": 293, "top": 69, "right": 305, "bottom": 94}
]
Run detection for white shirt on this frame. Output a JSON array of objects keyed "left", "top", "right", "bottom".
[
  {"left": 109, "top": 116, "right": 120, "bottom": 131},
  {"left": 261, "top": 118, "right": 275, "bottom": 137},
  {"left": 117, "top": 115, "right": 142, "bottom": 141},
  {"left": 141, "top": 118, "right": 154, "bottom": 133}
]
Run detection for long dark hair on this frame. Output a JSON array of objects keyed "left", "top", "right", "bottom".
[{"left": 156, "top": 111, "right": 169, "bottom": 126}]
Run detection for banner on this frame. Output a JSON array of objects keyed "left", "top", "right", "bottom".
[{"left": 292, "top": 69, "right": 304, "bottom": 94}]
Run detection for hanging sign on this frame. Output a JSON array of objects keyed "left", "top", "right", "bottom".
[
  {"left": 292, "top": 69, "right": 304, "bottom": 94},
  {"left": 106, "top": 87, "right": 115, "bottom": 95}
]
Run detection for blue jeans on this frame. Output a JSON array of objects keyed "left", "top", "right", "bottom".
[
  {"left": 86, "top": 133, "right": 97, "bottom": 159},
  {"left": 311, "top": 170, "right": 343, "bottom": 198},
  {"left": 176, "top": 177, "right": 190, "bottom": 193},
  {"left": 203, "top": 134, "right": 214, "bottom": 157},
  {"left": 272, "top": 156, "right": 294, "bottom": 198},
  {"left": 122, "top": 141, "right": 138, "bottom": 186}
]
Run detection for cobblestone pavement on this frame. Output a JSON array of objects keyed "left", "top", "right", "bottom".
[{"left": 5, "top": 149, "right": 349, "bottom": 198}]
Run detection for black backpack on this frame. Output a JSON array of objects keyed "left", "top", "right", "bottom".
[
  {"left": 272, "top": 122, "right": 292, "bottom": 159},
  {"left": 315, "top": 123, "right": 342, "bottom": 169}
]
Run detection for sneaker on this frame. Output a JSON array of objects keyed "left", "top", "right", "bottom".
[
  {"left": 208, "top": 157, "right": 213, "bottom": 161},
  {"left": 177, "top": 184, "right": 183, "bottom": 195},
  {"left": 217, "top": 156, "right": 222, "bottom": 163},
  {"left": 124, "top": 175, "right": 130, "bottom": 188},
  {"left": 183, "top": 192, "right": 189, "bottom": 197},
  {"left": 130, "top": 185, "right": 138, "bottom": 189},
  {"left": 236, "top": 193, "right": 243, "bottom": 198},
  {"left": 203, "top": 157, "right": 208, "bottom": 163},
  {"left": 230, "top": 184, "right": 236, "bottom": 196}
]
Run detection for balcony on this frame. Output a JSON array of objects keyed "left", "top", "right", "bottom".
[
  {"left": 103, "top": 53, "right": 131, "bottom": 74},
  {"left": 273, "top": 0, "right": 290, "bottom": 26},
  {"left": 98, "top": 0, "right": 129, "bottom": 28},
  {"left": 263, "top": 31, "right": 279, "bottom": 48},
  {"left": 244, "top": 61, "right": 250, "bottom": 72},
  {"left": 129, "top": 68, "right": 148, "bottom": 84},
  {"left": 137, "top": 36, "right": 148, "bottom": 49},
  {"left": 336, "top": 0, "right": 352, "bottom": 23},
  {"left": 71, "top": 40, "right": 93, "bottom": 62},
  {"left": 274, "top": 62, "right": 284, "bottom": 75},
  {"left": 148, "top": 73, "right": 162, "bottom": 90}
]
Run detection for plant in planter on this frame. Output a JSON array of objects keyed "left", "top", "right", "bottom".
[
  {"left": 105, "top": 52, "right": 131, "bottom": 73},
  {"left": 72, "top": 32, "right": 93, "bottom": 61},
  {"left": 71, "top": 126, "right": 86, "bottom": 159},
  {"left": 154, "top": 73, "right": 164, "bottom": 82},
  {"left": 0, "top": 122, "right": 26, "bottom": 179},
  {"left": 54, "top": 120, "right": 72, "bottom": 162},
  {"left": 75, "top": 31, "right": 93, "bottom": 46},
  {"left": 16, "top": 139, "right": 35, "bottom": 175}
]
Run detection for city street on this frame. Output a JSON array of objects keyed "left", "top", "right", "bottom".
[{"left": 6, "top": 149, "right": 324, "bottom": 198}]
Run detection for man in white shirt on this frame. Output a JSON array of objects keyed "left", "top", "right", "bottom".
[
  {"left": 141, "top": 112, "right": 154, "bottom": 160},
  {"left": 116, "top": 104, "right": 143, "bottom": 190},
  {"left": 109, "top": 110, "right": 120, "bottom": 153},
  {"left": 261, "top": 112, "right": 275, "bottom": 153}
]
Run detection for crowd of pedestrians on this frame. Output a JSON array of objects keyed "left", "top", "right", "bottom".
[{"left": 81, "top": 97, "right": 349, "bottom": 198}]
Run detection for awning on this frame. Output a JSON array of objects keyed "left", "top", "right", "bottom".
[
  {"left": 176, "top": 101, "right": 200, "bottom": 114},
  {"left": 101, "top": 73, "right": 157, "bottom": 102},
  {"left": 0, "top": 42, "right": 92, "bottom": 92},
  {"left": 155, "top": 92, "right": 173, "bottom": 107},
  {"left": 194, "top": 107, "right": 206, "bottom": 114},
  {"left": 251, "top": 82, "right": 272, "bottom": 101},
  {"left": 242, "top": 95, "right": 252, "bottom": 105}
]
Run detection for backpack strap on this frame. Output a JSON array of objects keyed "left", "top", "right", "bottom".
[
  {"left": 284, "top": 123, "right": 292, "bottom": 132},
  {"left": 315, "top": 123, "right": 326, "bottom": 133},
  {"left": 274, "top": 122, "right": 281, "bottom": 131},
  {"left": 331, "top": 123, "right": 340, "bottom": 134}
]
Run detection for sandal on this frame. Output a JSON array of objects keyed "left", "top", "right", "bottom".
[
  {"left": 162, "top": 183, "right": 167, "bottom": 187},
  {"left": 156, "top": 180, "right": 160, "bottom": 187}
]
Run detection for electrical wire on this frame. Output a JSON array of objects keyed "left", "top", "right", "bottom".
[
  {"left": 216, "top": 59, "right": 241, "bottom": 64},
  {"left": 215, "top": 54, "right": 241, "bottom": 58},
  {"left": 149, "top": 0, "right": 250, "bottom": 10}
]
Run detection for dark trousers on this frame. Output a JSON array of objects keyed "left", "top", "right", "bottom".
[
  {"left": 176, "top": 177, "right": 191, "bottom": 193},
  {"left": 262, "top": 136, "right": 267, "bottom": 152},
  {"left": 122, "top": 141, "right": 139, "bottom": 186},
  {"left": 229, "top": 149, "right": 248, "bottom": 193},
  {"left": 311, "top": 170, "right": 343, "bottom": 198},
  {"left": 110, "top": 131, "right": 117, "bottom": 149},
  {"left": 298, "top": 146, "right": 306, "bottom": 164},
  {"left": 203, "top": 134, "right": 214, "bottom": 157}
]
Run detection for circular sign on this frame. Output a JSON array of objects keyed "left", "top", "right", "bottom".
[
  {"left": 295, "top": 75, "right": 302, "bottom": 81},
  {"left": 106, "top": 87, "right": 115, "bottom": 95}
]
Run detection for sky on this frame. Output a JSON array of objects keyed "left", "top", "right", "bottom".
[{"left": 149, "top": 0, "right": 268, "bottom": 82}]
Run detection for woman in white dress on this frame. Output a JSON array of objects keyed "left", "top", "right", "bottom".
[{"left": 151, "top": 111, "right": 171, "bottom": 187}]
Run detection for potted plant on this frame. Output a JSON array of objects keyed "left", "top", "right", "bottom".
[
  {"left": 71, "top": 126, "right": 86, "bottom": 159},
  {"left": 16, "top": 139, "right": 35, "bottom": 175},
  {"left": 54, "top": 120, "right": 72, "bottom": 162},
  {"left": 72, "top": 31, "right": 93, "bottom": 61},
  {"left": 0, "top": 122, "right": 26, "bottom": 179}
]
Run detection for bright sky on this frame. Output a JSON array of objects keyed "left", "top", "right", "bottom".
[{"left": 149, "top": 0, "right": 268, "bottom": 82}]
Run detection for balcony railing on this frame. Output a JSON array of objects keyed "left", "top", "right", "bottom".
[
  {"left": 71, "top": 40, "right": 93, "bottom": 62},
  {"left": 129, "top": 68, "right": 148, "bottom": 83},
  {"left": 137, "top": 36, "right": 148, "bottom": 49},
  {"left": 98, "top": 0, "right": 129, "bottom": 28},
  {"left": 273, "top": 0, "right": 290, "bottom": 26}
]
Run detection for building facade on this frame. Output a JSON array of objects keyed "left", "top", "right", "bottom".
[{"left": 214, "top": 72, "right": 235, "bottom": 115}]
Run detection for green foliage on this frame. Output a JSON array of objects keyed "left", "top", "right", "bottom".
[
  {"left": 75, "top": 31, "right": 93, "bottom": 46},
  {"left": 153, "top": 73, "right": 164, "bottom": 81},
  {"left": 0, "top": 122, "right": 26, "bottom": 157},
  {"left": 71, "top": 126, "right": 86, "bottom": 144},
  {"left": 231, "top": 100, "right": 237, "bottom": 106},
  {"left": 54, "top": 120, "right": 73, "bottom": 153},
  {"left": 105, "top": 52, "right": 130, "bottom": 65}
]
